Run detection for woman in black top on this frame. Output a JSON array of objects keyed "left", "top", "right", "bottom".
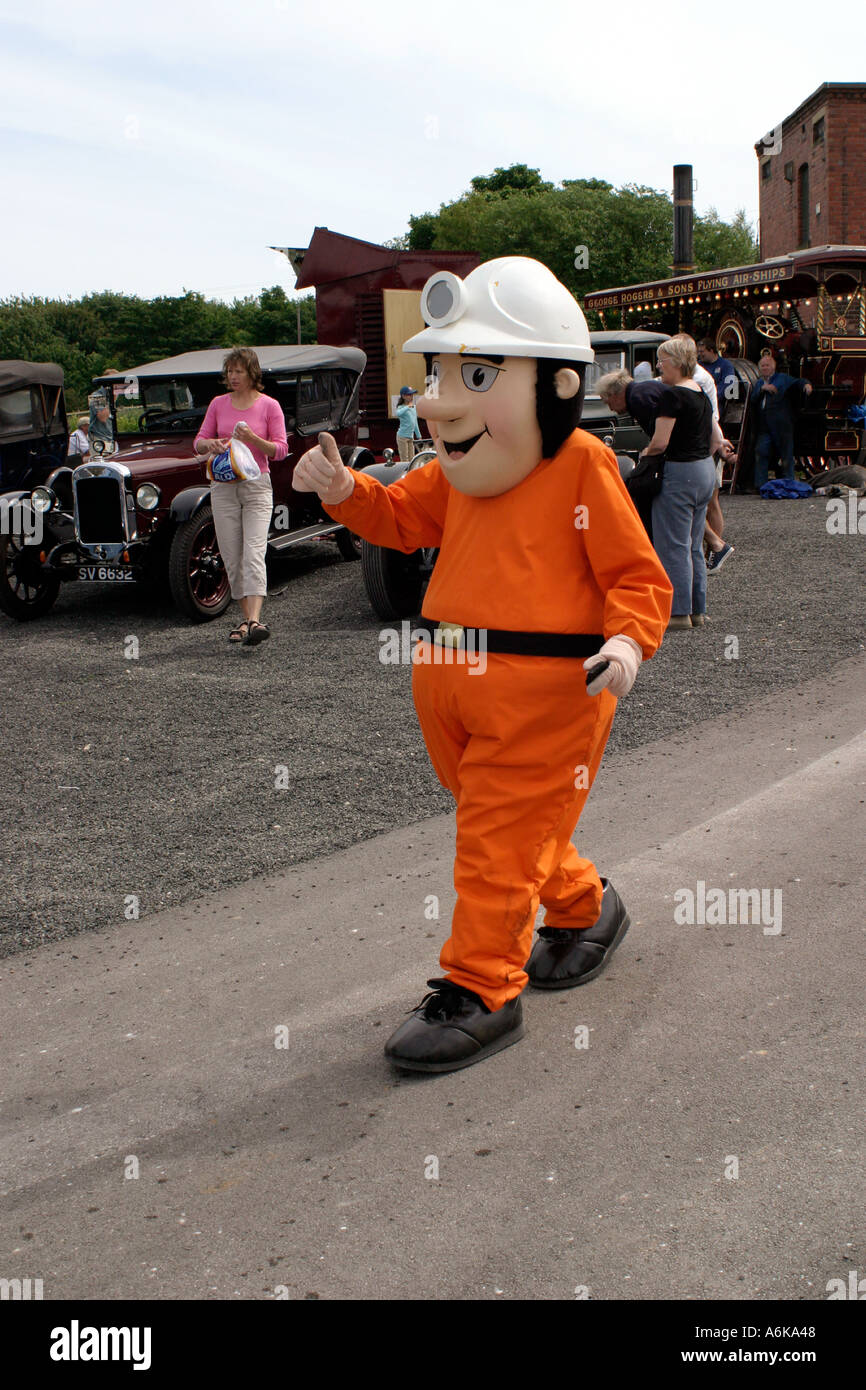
[{"left": 641, "top": 338, "right": 730, "bottom": 629}]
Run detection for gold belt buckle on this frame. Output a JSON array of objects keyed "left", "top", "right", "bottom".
[{"left": 434, "top": 621, "right": 465, "bottom": 649}]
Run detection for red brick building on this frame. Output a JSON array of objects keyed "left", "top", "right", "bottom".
[{"left": 756, "top": 83, "right": 866, "bottom": 258}]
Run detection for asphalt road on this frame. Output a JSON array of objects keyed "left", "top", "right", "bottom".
[
  {"left": 1, "top": 653, "right": 863, "bottom": 1301},
  {"left": 0, "top": 489, "right": 864, "bottom": 1306},
  {"left": 1, "top": 493, "right": 864, "bottom": 957}
]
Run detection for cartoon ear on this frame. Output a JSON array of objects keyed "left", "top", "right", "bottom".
[{"left": 554, "top": 367, "right": 581, "bottom": 400}]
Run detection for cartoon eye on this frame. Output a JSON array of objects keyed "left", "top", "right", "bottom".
[{"left": 461, "top": 363, "right": 500, "bottom": 392}]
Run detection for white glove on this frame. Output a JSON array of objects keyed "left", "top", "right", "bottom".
[
  {"left": 293, "top": 430, "right": 355, "bottom": 505},
  {"left": 583, "top": 634, "right": 643, "bottom": 698}
]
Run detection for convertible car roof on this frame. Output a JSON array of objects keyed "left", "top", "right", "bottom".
[
  {"left": 92, "top": 345, "right": 366, "bottom": 385},
  {"left": 0, "top": 359, "right": 65, "bottom": 392}
]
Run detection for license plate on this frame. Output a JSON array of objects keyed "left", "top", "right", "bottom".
[{"left": 77, "top": 565, "right": 135, "bottom": 582}]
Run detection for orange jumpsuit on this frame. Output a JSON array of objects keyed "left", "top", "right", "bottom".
[{"left": 326, "top": 429, "right": 673, "bottom": 1010}]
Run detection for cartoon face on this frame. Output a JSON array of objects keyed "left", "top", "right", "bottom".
[{"left": 416, "top": 354, "right": 543, "bottom": 497}]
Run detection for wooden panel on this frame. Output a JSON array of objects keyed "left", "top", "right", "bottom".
[{"left": 383, "top": 289, "right": 427, "bottom": 416}]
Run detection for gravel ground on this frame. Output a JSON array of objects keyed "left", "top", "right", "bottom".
[{"left": 1, "top": 493, "right": 864, "bottom": 957}]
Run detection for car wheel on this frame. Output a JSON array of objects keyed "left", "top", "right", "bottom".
[
  {"left": 168, "top": 504, "right": 231, "bottom": 622},
  {"left": 335, "top": 526, "right": 362, "bottom": 561},
  {"left": 361, "top": 540, "right": 437, "bottom": 620},
  {"left": 0, "top": 534, "right": 60, "bottom": 620}
]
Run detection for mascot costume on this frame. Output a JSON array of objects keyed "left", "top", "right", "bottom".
[{"left": 294, "top": 257, "right": 673, "bottom": 1073}]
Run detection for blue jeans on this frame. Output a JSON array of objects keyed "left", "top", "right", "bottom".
[
  {"left": 754, "top": 421, "right": 795, "bottom": 489},
  {"left": 651, "top": 456, "right": 716, "bottom": 617}
]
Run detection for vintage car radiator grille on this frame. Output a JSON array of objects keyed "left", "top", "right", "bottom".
[{"left": 75, "top": 476, "right": 126, "bottom": 544}]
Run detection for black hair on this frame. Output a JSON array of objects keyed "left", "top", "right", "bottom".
[
  {"left": 535, "top": 357, "right": 587, "bottom": 458},
  {"left": 424, "top": 352, "right": 586, "bottom": 458}
]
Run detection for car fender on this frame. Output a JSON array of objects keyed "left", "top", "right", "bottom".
[
  {"left": 354, "top": 461, "right": 406, "bottom": 486},
  {"left": 0, "top": 489, "right": 71, "bottom": 548},
  {"left": 354, "top": 447, "right": 437, "bottom": 487},
  {"left": 170, "top": 485, "right": 212, "bottom": 523},
  {"left": 337, "top": 445, "right": 377, "bottom": 474},
  {"left": 0, "top": 488, "right": 31, "bottom": 508}
]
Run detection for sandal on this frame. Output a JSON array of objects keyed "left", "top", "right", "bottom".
[
  {"left": 243, "top": 620, "right": 270, "bottom": 646},
  {"left": 228, "top": 621, "right": 250, "bottom": 643}
]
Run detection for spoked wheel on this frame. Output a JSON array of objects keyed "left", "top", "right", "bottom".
[
  {"left": 168, "top": 504, "right": 231, "bottom": 621},
  {"left": 0, "top": 534, "right": 60, "bottom": 620},
  {"left": 756, "top": 314, "right": 785, "bottom": 340}
]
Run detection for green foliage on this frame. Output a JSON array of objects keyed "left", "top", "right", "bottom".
[
  {"left": 0, "top": 287, "right": 317, "bottom": 409},
  {"left": 402, "top": 166, "right": 759, "bottom": 320},
  {"left": 694, "top": 207, "right": 759, "bottom": 270},
  {"left": 407, "top": 211, "right": 439, "bottom": 251},
  {"left": 469, "top": 164, "right": 553, "bottom": 195}
]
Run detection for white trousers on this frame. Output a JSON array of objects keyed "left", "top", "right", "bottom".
[{"left": 210, "top": 475, "right": 273, "bottom": 599}]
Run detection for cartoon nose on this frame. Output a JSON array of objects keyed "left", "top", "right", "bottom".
[{"left": 417, "top": 378, "right": 462, "bottom": 421}]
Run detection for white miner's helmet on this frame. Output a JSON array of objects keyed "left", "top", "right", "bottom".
[{"left": 403, "top": 256, "right": 594, "bottom": 364}]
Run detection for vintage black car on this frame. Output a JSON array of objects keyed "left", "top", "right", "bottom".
[
  {"left": 0, "top": 346, "right": 376, "bottom": 623},
  {"left": 582, "top": 330, "right": 759, "bottom": 473},
  {"left": 0, "top": 360, "right": 68, "bottom": 495}
]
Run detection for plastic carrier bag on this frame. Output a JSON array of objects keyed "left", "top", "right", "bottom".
[{"left": 206, "top": 437, "right": 261, "bottom": 482}]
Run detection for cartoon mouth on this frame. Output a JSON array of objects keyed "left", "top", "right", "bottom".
[{"left": 441, "top": 428, "right": 488, "bottom": 460}]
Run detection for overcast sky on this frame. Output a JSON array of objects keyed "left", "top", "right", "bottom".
[{"left": 0, "top": 0, "right": 861, "bottom": 304}]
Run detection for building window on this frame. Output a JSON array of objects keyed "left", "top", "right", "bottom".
[
  {"left": 798, "top": 164, "right": 810, "bottom": 247},
  {"left": 813, "top": 116, "right": 825, "bottom": 144},
  {"left": 762, "top": 160, "right": 772, "bottom": 181}
]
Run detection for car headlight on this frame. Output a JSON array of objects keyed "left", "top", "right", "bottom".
[
  {"left": 136, "top": 483, "right": 161, "bottom": 511},
  {"left": 30, "top": 486, "right": 56, "bottom": 513}
]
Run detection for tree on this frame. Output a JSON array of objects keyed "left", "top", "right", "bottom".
[
  {"left": 407, "top": 211, "right": 439, "bottom": 251},
  {"left": 399, "top": 169, "right": 759, "bottom": 308},
  {"left": 694, "top": 207, "right": 759, "bottom": 270},
  {"left": 0, "top": 285, "right": 319, "bottom": 410},
  {"left": 469, "top": 164, "right": 553, "bottom": 195}
]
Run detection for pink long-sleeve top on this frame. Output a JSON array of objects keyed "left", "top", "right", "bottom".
[{"left": 195, "top": 393, "right": 288, "bottom": 475}]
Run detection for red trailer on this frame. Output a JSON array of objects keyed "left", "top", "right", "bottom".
[{"left": 293, "top": 228, "right": 479, "bottom": 455}]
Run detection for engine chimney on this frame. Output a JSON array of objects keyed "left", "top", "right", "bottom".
[{"left": 672, "top": 164, "right": 695, "bottom": 275}]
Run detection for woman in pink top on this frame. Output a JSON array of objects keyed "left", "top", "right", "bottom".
[{"left": 194, "top": 348, "right": 288, "bottom": 645}]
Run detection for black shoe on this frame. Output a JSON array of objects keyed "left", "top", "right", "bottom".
[
  {"left": 384, "top": 978, "right": 524, "bottom": 1073},
  {"left": 526, "top": 880, "right": 631, "bottom": 989}
]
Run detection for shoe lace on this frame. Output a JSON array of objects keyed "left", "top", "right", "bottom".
[{"left": 414, "top": 979, "right": 478, "bottom": 1021}]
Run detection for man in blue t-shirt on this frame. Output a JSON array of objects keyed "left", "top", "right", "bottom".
[
  {"left": 749, "top": 353, "right": 812, "bottom": 489},
  {"left": 697, "top": 340, "right": 738, "bottom": 422}
]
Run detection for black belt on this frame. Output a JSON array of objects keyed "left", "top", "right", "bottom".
[{"left": 415, "top": 620, "right": 604, "bottom": 659}]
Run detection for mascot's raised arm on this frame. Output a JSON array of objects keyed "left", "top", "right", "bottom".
[{"left": 294, "top": 256, "right": 673, "bottom": 1074}]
